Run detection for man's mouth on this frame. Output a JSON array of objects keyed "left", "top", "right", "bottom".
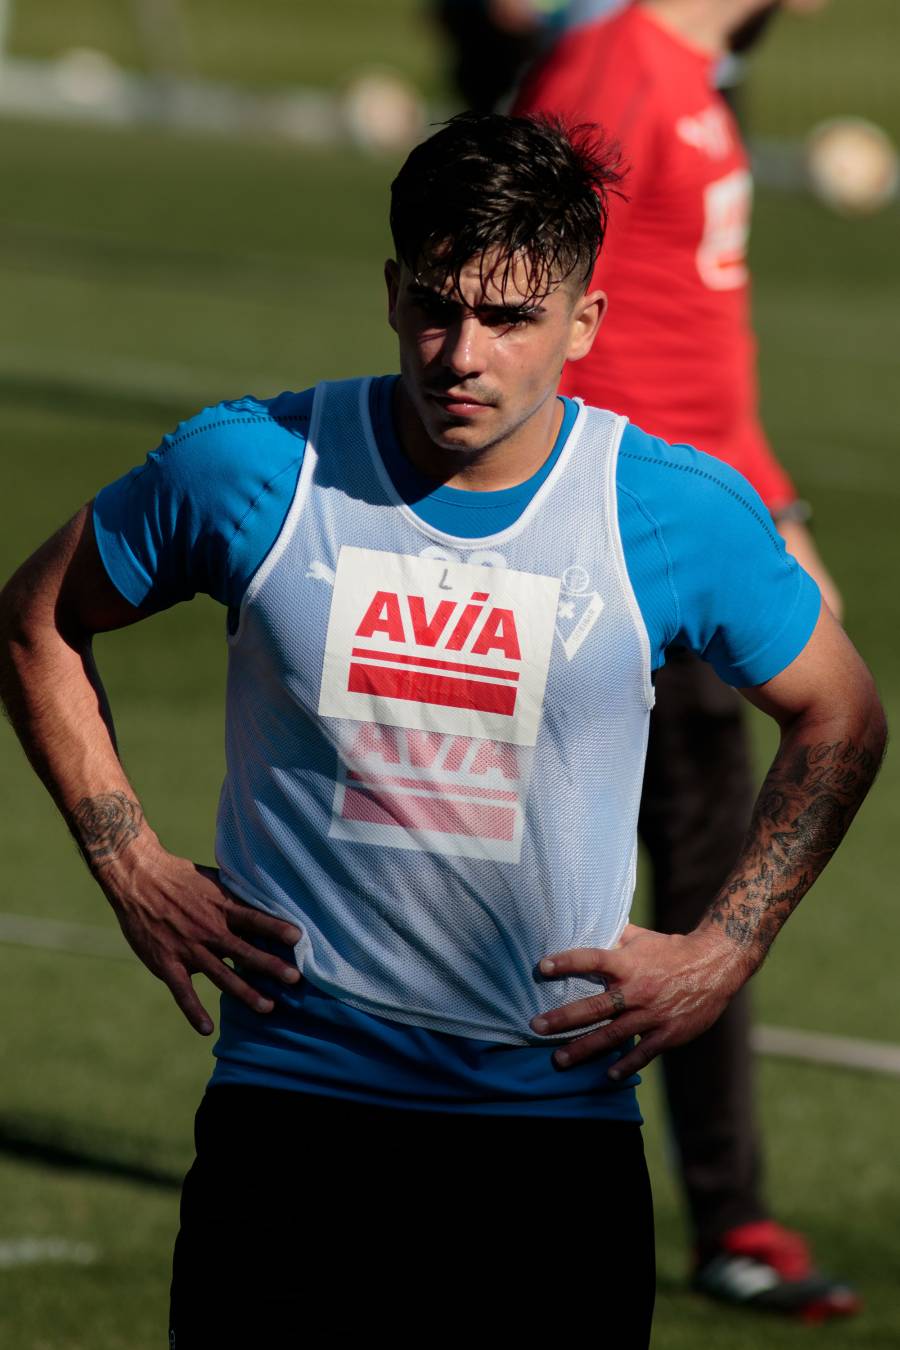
[{"left": 427, "top": 389, "right": 494, "bottom": 415}]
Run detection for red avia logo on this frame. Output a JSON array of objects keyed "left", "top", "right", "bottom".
[
  {"left": 350, "top": 589, "right": 522, "bottom": 717},
  {"left": 320, "top": 548, "right": 558, "bottom": 755}
]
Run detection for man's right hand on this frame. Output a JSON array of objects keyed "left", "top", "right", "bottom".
[{"left": 101, "top": 836, "right": 301, "bottom": 1035}]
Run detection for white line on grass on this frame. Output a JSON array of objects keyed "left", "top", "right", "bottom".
[
  {"left": 0, "top": 343, "right": 288, "bottom": 406},
  {"left": 754, "top": 1024, "right": 900, "bottom": 1078},
  {"left": 3, "top": 912, "right": 900, "bottom": 1078},
  {"left": 0, "top": 913, "right": 130, "bottom": 960},
  {"left": 0, "top": 56, "right": 347, "bottom": 146},
  {"left": 2, "top": 55, "right": 889, "bottom": 208},
  {"left": 0, "top": 1237, "right": 98, "bottom": 1270}
]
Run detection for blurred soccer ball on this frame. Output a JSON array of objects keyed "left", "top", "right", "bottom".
[
  {"left": 343, "top": 73, "right": 425, "bottom": 153},
  {"left": 54, "top": 48, "right": 126, "bottom": 106},
  {"left": 806, "top": 117, "right": 899, "bottom": 216}
]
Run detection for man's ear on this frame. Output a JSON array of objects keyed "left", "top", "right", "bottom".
[
  {"left": 567, "top": 289, "right": 607, "bottom": 362},
  {"left": 385, "top": 259, "right": 401, "bottom": 333}
]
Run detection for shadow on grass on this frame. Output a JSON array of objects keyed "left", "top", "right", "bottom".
[
  {"left": 0, "top": 221, "right": 307, "bottom": 297},
  {"left": 0, "top": 372, "right": 190, "bottom": 427},
  {"left": 0, "top": 1116, "right": 181, "bottom": 1191}
]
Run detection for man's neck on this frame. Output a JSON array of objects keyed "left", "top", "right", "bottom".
[
  {"left": 392, "top": 382, "right": 565, "bottom": 492},
  {"left": 640, "top": 0, "right": 754, "bottom": 57}
]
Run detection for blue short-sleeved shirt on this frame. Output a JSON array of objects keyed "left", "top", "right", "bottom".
[{"left": 93, "top": 378, "right": 820, "bottom": 1119}]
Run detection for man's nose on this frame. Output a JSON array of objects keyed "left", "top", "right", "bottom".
[{"left": 441, "top": 314, "right": 488, "bottom": 377}]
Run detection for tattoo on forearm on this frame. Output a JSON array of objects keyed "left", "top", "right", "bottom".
[
  {"left": 707, "top": 736, "right": 883, "bottom": 960},
  {"left": 71, "top": 791, "right": 143, "bottom": 868}
]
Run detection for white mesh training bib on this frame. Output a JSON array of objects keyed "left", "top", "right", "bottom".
[{"left": 216, "top": 378, "right": 654, "bottom": 1044}]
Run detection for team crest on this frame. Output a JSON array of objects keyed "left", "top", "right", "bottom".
[{"left": 555, "top": 565, "right": 604, "bottom": 662}]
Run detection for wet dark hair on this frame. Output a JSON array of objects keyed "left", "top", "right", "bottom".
[{"left": 390, "top": 112, "right": 626, "bottom": 302}]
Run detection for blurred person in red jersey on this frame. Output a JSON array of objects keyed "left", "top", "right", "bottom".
[{"left": 515, "top": 0, "right": 857, "bottom": 1323}]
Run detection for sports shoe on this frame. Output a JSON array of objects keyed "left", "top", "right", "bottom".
[{"left": 692, "top": 1220, "right": 862, "bottom": 1323}]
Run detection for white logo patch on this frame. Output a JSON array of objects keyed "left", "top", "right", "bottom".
[
  {"left": 318, "top": 546, "right": 560, "bottom": 748},
  {"left": 696, "top": 169, "right": 752, "bottom": 291},
  {"left": 676, "top": 104, "right": 734, "bottom": 160},
  {"left": 328, "top": 724, "right": 532, "bottom": 862},
  {"left": 306, "top": 560, "right": 336, "bottom": 585},
  {"left": 555, "top": 566, "right": 604, "bottom": 662}
]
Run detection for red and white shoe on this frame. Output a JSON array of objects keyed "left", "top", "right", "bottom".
[{"left": 692, "top": 1220, "right": 862, "bottom": 1323}]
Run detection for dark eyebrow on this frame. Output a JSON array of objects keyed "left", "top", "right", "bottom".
[
  {"left": 407, "top": 283, "right": 547, "bottom": 320},
  {"left": 482, "top": 301, "right": 547, "bottom": 321}
]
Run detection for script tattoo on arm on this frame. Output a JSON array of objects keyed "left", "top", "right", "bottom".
[
  {"left": 70, "top": 791, "right": 143, "bottom": 869},
  {"left": 706, "top": 736, "right": 883, "bottom": 961}
]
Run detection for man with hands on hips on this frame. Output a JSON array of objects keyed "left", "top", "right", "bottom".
[{"left": 0, "top": 113, "right": 885, "bottom": 1348}]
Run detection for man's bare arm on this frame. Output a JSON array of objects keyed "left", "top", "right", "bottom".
[
  {"left": 777, "top": 516, "right": 842, "bottom": 622},
  {"left": 0, "top": 506, "right": 142, "bottom": 844},
  {"left": 700, "top": 737, "right": 878, "bottom": 957},
  {"left": 528, "top": 606, "right": 887, "bottom": 1071},
  {"left": 0, "top": 506, "right": 301, "bottom": 1033}
]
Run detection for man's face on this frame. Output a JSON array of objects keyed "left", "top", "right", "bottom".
[{"left": 385, "top": 249, "right": 603, "bottom": 460}]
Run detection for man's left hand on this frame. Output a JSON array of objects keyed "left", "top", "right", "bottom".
[{"left": 530, "top": 924, "right": 752, "bottom": 1077}]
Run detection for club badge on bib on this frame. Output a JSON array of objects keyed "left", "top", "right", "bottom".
[{"left": 319, "top": 547, "right": 559, "bottom": 747}]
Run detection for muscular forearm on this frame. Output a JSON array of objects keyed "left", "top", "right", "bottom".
[
  {"left": 1, "top": 511, "right": 301, "bottom": 1032},
  {"left": 529, "top": 668, "right": 886, "bottom": 1073},
  {"left": 0, "top": 559, "right": 150, "bottom": 875},
  {"left": 697, "top": 704, "right": 887, "bottom": 976}
]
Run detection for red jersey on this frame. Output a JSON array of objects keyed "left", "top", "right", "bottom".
[{"left": 515, "top": 3, "right": 795, "bottom": 510}]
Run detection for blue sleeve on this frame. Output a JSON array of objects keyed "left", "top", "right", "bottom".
[
  {"left": 618, "top": 424, "right": 821, "bottom": 687},
  {"left": 92, "top": 390, "right": 312, "bottom": 612}
]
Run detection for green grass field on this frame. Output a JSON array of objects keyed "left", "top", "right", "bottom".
[{"left": 1, "top": 5, "right": 899, "bottom": 1347}]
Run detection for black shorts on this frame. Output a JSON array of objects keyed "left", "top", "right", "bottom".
[{"left": 169, "top": 1085, "right": 655, "bottom": 1348}]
